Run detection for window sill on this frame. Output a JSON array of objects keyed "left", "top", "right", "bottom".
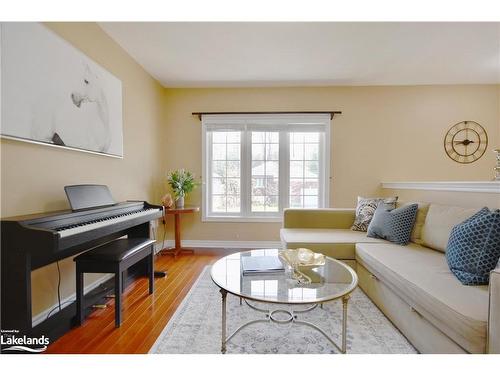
[{"left": 202, "top": 216, "right": 283, "bottom": 223}]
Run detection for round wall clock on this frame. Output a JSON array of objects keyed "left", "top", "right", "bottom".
[{"left": 444, "top": 121, "right": 488, "bottom": 164}]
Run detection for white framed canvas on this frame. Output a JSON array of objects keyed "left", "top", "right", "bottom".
[{"left": 0, "top": 23, "right": 123, "bottom": 158}]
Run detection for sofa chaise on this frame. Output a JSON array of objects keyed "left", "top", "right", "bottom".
[{"left": 280, "top": 203, "right": 499, "bottom": 354}]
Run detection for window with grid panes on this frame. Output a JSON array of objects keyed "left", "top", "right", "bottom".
[{"left": 202, "top": 114, "right": 330, "bottom": 221}]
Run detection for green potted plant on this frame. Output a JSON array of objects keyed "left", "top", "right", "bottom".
[{"left": 167, "top": 169, "right": 198, "bottom": 208}]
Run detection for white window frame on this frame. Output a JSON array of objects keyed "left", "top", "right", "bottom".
[{"left": 202, "top": 114, "right": 331, "bottom": 222}]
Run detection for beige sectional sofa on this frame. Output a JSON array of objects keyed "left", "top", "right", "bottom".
[{"left": 280, "top": 204, "right": 499, "bottom": 354}]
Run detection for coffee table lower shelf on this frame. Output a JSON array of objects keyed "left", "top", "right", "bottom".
[{"left": 218, "top": 289, "right": 351, "bottom": 354}]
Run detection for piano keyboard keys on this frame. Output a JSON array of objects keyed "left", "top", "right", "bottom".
[{"left": 57, "top": 208, "right": 160, "bottom": 238}]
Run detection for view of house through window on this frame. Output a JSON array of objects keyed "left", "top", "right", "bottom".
[
  {"left": 251, "top": 131, "right": 280, "bottom": 212},
  {"left": 289, "top": 132, "right": 321, "bottom": 209},
  {"left": 203, "top": 114, "right": 330, "bottom": 221}
]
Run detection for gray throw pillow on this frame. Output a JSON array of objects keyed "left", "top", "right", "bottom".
[
  {"left": 351, "top": 196, "right": 398, "bottom": 232},
  {"left": 367, "top": 203, "right": 418, "bottom": 245}
]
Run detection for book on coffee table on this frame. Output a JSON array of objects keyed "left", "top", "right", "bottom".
[{"left": 241, "top": 255, "right": 285, "bottom": 275}]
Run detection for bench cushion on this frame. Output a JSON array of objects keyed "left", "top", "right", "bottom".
[
  {"left": 355, "top": 242, "right": 488, "bottom": 353},
  {"left": 74, "top": 238, "right": 155, "bottom": 262},
  {"left": 280, "top": 228, "right": 385, "bottom": 259}
]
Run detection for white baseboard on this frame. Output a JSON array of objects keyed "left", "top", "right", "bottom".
[
  {"left": 32, "top": 274, "right": 114, "bottom": 327},
  {"left": 154, "top": 239, "right": 282, "bottom": 252}
]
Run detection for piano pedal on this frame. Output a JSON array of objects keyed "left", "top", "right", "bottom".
[
  {"left": 92, "top": 304, "right": 108, "bottom": 309},
  {"left": 105, "top": 294, "right": 115, "bottom": 299}
]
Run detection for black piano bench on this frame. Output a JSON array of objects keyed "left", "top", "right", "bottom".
[{"left": 74, "top": 238, "right": 156, "bottom": 328}]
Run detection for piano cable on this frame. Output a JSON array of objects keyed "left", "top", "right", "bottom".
[
  {"left": 45, "top": 261, "right": 65, "bottom": 321},
  {"left": 162, "top": 217, "right": 167, "bottom": 252},
  {"left": 156, "top": 211, "right": 167, "bottom": 256},
  {"left": 151, "top": 214, "right": 167, "bottom": 255},
  {"left": 56, "top": 261, "right": 62, "bottom": 314}
]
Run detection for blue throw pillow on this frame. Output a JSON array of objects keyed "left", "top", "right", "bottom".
[
  {"left": 446, "top": 207, "right": 500, "bottom": 285},
  {"left": 367, "top": 204, "right": 418, "bottom": 245}
]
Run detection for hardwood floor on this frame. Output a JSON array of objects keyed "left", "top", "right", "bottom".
[{"left": 45, "top": 252, "right": 221, "bottom": 354}]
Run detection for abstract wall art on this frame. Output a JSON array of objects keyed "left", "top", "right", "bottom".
[{"left": 0, "top": 23, "right": 123, "bottom": 157}]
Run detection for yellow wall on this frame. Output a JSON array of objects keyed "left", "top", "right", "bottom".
[
  {"left": 162, "top": 85, "right": 499, "bottom": 241},
  {"left": 1, "top": 23, "right": 499, "bottom": 320},
  {"left": 0, "top": 23, "right": 166, "bottom": 318}
]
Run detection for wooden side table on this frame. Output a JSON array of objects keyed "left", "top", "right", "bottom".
[{"left": 161, "top": 205, "right": 200, "bottom": 257}]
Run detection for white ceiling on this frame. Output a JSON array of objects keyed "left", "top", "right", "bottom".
[{"left": 99, "top": 22, "right": 500, "bottom": 87}]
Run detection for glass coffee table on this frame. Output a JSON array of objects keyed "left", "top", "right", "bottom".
[{"left": 210, "top": 249, "right": 358, "bottom": 354}]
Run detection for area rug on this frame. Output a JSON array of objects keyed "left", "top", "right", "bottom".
[{"left": 150, "top": 266, "right": 417, "bottom": 354}]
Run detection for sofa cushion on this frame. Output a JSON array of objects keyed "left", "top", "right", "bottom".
[
  {"left": 421, "top": 204, "right": 480, "bottom": 252},
  {"left": 355, "top": 242, "right": 488, "bottom": 353},
  {"left": 351, "top": 196, "right": 398, "bottom": 232},
  {"left": 446, "top": 208, "right": 500, "bottom": 285},
  {"left": 280, "top": 228, "right": 385, "bottom": 259},
  {"left": 396, "top": 201, "right": 430, "bottom": 244},
  {"left": 367, "top": 204, "right": 418, "bottom": 245}
]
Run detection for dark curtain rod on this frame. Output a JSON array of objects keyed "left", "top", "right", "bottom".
[{"left": 192, "top": 111, "right": 342, "bottom": 120}]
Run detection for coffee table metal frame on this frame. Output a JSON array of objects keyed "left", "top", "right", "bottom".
[{"left": 211, "top": 255, "right": 358, "bottom": 354}]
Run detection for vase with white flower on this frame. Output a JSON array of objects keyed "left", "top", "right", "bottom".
[{"left": 167, "top": 169, "right": 198, "bottom": 208}]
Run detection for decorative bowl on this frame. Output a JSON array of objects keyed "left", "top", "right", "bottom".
[{"left": 279, "top": 248, "right": 325, "bottom": 268}]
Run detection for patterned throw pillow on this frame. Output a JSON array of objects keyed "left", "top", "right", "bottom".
[
  {"left": 351, "top": 196, "right": 398, "bottom": 232},
  {"left": 446, "top": 207, "right": 500, "bottom": 285},
  {"left": 367, "top": 204, "right": 418, "bottom": 245}
]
